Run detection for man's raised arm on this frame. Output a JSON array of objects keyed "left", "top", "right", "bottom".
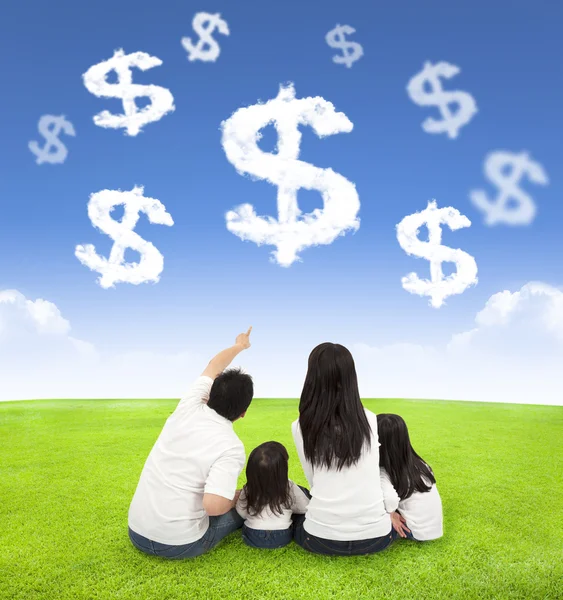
[{"left": 201, "top": 326, "right": 252, "bottom": 381}]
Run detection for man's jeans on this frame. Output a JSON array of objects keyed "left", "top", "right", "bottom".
[
  {"left": 128, "top": 508, "right": 243, "bottom": 559},
  {"left": 242, "top": 524, "right": 293, "bottom": 549}
]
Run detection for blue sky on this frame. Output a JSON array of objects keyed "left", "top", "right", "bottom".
[{"left": 0, "top": 0, "right": 562, "bottom": 401}]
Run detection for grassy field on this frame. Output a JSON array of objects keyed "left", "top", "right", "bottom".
[{"left": 1, "top": 398, "right": 562, "bottom": 600}]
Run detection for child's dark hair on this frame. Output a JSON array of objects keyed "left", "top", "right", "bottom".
[
  {"left": 377, "top": 413, "right": 436, "bottom": 501},
  {"left": 241, "top": 441, "right": 292, "bottom": 517}
]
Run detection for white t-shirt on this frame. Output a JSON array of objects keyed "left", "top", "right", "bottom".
[
  {"left": 236, "top": 480, "right": 309, "bottom": 531},
  {"left": 128, "top": 376, "right": 246, "bottom": 545},
  {"left": 292, "top": 409, "right": 392, "bottom": 541},
  {"left": 379, "top": 468, "right": 443, "bottom": 541}
]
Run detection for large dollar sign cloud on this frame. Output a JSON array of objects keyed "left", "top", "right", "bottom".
[
  {"left": 396, "top": 200, "right": 478, "bottom": 308},
  {"left": 75, "top": 186, "right": 174, "bottom": 288},
  {"left": 182, "top": 12, "right": 230, "bottom": 62},
  {"left": 407, "top": 61, "right": 477, "bottom": 139},
  {"left": 82, "top": 49, "right": 175, "bottom": 136},
  {"left": 469, "top": 150, "right": 549, "bottom": 226},
  {"left": 28, "top": 115, "right": 75, "bottom": 165},
  {"left": 221, "top": 83, "right": 361, "bottom": 267}
]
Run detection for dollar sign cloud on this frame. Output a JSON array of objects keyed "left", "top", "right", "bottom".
[
  {"left": 28, "top": 115, "right": 75, "bottom": 165},
  {"left": 221, "top": 83, "right": 361, "bottom": 267},
  {"left": 407, "top": 61, "right": 477, "bottom": 139},
  {"left": 75, "top": 186, "right": 174, "bottom": 288},
  {"left": 182, "top": 12, "right": 230, "bottom": 62},
  {"left": 469, "top": 150, "right": 549, "bottom": 226},
  {"left": 82, "top": 49, "right": 175, "bottom": 136},
  {"left": 325, "top": 24, "right": 363, "bottom": 68},
  {"left": 396, "top": 200, "right": 478, "bottom": 308}
]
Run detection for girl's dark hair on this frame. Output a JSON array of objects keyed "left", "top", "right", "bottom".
[
  {"left": 299, "top": 343, "right": 372, "bottom": 470},
  {"left": 377, "top": 413, "right": 436, "bottom": 501},
  {"left": 241, "top": 441, "right": 292, "bottom": 517}
]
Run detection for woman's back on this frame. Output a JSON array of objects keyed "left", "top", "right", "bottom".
[{"left": 292, "top": 409, "right": 391, "bottom": 541}]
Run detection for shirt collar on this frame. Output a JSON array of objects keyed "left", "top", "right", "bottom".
[{"left": 203, "top": 404, "right": 234, "bottom": 427}]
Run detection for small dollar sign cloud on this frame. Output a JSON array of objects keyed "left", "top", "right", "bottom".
[
  {"left": 397, "top": 200, "right": 478, "bottom": 308},
  {"left": 182, "top": 12, "right": 230, "bottom": 62},
  {"left": 28, "top": 115, "right": 75, "bottom": 165},
  {"left": 407, "top": 61, "right": 477, "bottom": 139},
  {"left": 82, "top": 49, "right": 175, "bottom": 136},
  {"left": 469, "top": 150, "right": 549, "bottom": 226},
  {"left": 325, "top": 24, "right": 363, "bottom": 68},
  {"left": 75, "top": 186, "right": 174, "bottom": 288},
  {"left": 221, "top": 83, "right": 360, "bottom": 267}
]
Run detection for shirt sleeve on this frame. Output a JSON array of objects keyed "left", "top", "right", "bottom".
[
  {"left": 380, "top": 468, "right": 400, "bottom": 513},
  {"left": 289, "top": 480, "right": 310, "bottom": 514},
  {"left": 204, "top": 443, "right": 245, "bottom": 500},
  {"left": 292, "top": 420, "right": 314, "bottom": 488},
  {"left": 176, "top": 376, "right": 213, "bottom": 413},
  {"left": 235, "top": 489, "right": 249, "bottom": 520}
]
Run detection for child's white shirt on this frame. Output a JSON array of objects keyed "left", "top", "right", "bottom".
[
  {"left": 379, "top": 468, "right": 443, "bottom": 541},
  {"left": 236, "top": 480, "right": 309, "bottom": 531}
]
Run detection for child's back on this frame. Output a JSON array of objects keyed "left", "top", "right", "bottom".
[
  {"left": 380, "top": 468, "right": 443, "bottom": 541},
  {"left": 377, "top": 413, "right": 443, "bottom": 542},
  {"left": 236, "top": 441, "right": 309, "bottom": 549},
  {"left": 236, "top": 480, "right": 308, "bottom": 530}
]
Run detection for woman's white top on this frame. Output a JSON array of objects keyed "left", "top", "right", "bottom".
[
  {"left": 292, "top": 409, "right": 392, "bottom": 541},
  {"left": 380, "top": 468, "right": 443, "bottom": 541},
  {"left": 236, "top": 480, "right": 309, "bottom": 530}
]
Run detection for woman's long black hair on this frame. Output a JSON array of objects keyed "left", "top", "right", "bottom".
[
  {"left": 241, "top": 441, "right": 292, "bottom": 517},
  {"left": 377, "top": 413, "right": 435, "bottom": 501},
  {"left": 299, "top": 343, "right": 372, "bottom": 470}
]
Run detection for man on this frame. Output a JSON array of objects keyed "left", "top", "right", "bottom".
[{"left": 128, "top": 327, "right": 253, "bottom": 559}]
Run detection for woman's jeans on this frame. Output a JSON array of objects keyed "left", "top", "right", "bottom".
[
  {"left": 292, "top": 486, "right": 398, "bottom": 556},
  {"left": 242, "top": 524, "right": 293, "bottom": 549},
  {"left": 128, "top": 508, "right": 243, "bottom": 559}
]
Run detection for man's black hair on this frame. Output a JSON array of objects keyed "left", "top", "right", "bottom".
[{"left": 207, "top": 368, "right": 254, "bottom": 421}]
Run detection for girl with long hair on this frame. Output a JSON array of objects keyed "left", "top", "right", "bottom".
[
  {"left": 236, "top": 441, "right": 309, "bottom": 549},
  {"left": 292, "top": 343, "right": 395, "bottom": 556},
  {"left": 377, "top": 413, "right": 443, "bottom": 541}
]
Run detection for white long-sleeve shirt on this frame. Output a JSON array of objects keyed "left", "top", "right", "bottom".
[
  {"left": 292, "top": 409, "right": 392, "bottom": 541},
  {"left": 379, "top": 468, "right": 443, "bottom": 541},
  {"left": 236, "top": 480, "right": 309, "bottom": 530},
  {"left": 128, "top": 377, "right": 245, "bottom": 545}
]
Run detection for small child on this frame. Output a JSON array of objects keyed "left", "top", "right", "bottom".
[
  {"left": 236, "top": 441, "right": 309, "bottom": 549},
  {"left": 377, "top": 413, "right": 443, "bottom": 541}
]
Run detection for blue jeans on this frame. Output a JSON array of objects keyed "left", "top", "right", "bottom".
[
  {"left": 292, "top": 486, "right": 397, "bottom": 556},
  {"left": 293, "top": 517, "right": 397, "bottom": 556},
  {"left": 242, "top": 524, "right": 293, "bottom": 549},
  {"left": 128, "top": 508, "right": 243, "bottom": 559}
]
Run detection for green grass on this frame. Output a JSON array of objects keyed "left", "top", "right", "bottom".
[{"left": 1, "top": 398, "right": 562, "bottom": 600}]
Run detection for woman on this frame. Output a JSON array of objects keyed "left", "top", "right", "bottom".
[{"left": 292, "top": 342, "right": 395, "bottom": 556}]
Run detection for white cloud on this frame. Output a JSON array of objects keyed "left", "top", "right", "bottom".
[
  {"left": 0, "top": 290, "right": 70, "bottom": 336},
  {"left": 396, "top": 200, "right": 478, "bottom": 308},
  {"left": 82, "top": 49, "right": 175, "bottom": 137},
  {"left": 469, "top": 150, "right": 549, "bottom": 226},
  {"left": 0, "top": 290, "right": 201, "bottom": 401},
  {"left": 354, "top": 282, "right": 563, "bottom": 405},
  {"left": 75, "top": 186, "right": 174, "bottom": 289},
  {"left": 2, "top": 283, "right": 562, "bottom": 406},
  {"left": 221, "top": 83, "right": 360, "bottom": 267}
]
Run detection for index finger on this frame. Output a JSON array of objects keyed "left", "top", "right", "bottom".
[{"left": 246, "top": 326, "right": 253, "bottom": 336}]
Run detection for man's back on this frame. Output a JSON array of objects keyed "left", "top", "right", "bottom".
[{"left": 128, "top": 376, "right": 245, "bottom": 545}]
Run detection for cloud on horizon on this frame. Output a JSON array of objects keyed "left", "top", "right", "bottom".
[
  {"left": 1, "top": 282, "right": 562, "bottom": 405},
  {"left": 353, "top": 282, "right": 563, "bottom": 405}
]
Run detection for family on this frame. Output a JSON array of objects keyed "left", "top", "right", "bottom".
[{"left": 128, "top": 327, "right": 443, "bottom": 558}]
